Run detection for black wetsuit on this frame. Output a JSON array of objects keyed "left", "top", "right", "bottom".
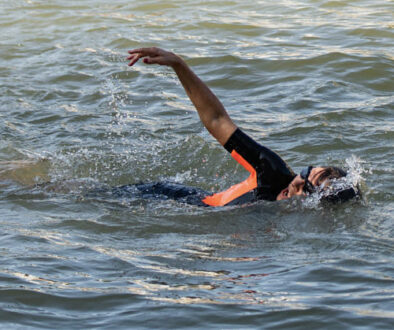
[
  {"left": 219, "top": 128, "right": 296, "bottom": 203},
  {"left": 91, "top": 128, "right": 296, "bottom": 206}
]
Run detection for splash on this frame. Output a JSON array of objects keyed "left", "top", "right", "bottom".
[
  {"left": 46, "top": 68, "right": 142, "bottom": 185},
  {"left": 344, "top": 155, "right": 371, "bottom": 187},
  {"left": 302, "top": 155, "right": 369, "bottom": 209}
]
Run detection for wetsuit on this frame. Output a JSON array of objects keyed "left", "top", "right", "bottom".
[
  {"left": 202, "top": 128, "right": 296, "bottom": 206},
  {"left": 91, "top": 128, "right": 296, "bottom": 206}
]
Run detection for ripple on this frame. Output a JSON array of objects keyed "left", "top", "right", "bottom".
[{"left": 1, "top": 0, "right": 393, "bottom": 328}]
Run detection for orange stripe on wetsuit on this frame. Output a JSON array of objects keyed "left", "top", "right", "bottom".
[{"left": 202, "top": 150, "right": 257, "bottom": 207}]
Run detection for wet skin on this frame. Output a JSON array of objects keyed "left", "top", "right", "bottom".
[
  {"left": 276, "top": 167, "right": 326, "bottom": 201},
  {"left": 127, "top": 48, "right": 329, "bottom": 204}
]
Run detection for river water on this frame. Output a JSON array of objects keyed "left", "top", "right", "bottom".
[{"left": 0, "top": 0, "right": 393, "bottom": 328}]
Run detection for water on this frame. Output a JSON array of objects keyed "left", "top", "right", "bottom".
[{"left": 0, "top": 0, "right": 393, "bottom": 328}]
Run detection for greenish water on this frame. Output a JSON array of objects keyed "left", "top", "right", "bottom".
[{"left": 0, "top": 0, "right": 393, "bottom": 328}]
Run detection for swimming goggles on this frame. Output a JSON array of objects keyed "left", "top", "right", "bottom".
[{"left": 300, "top": 166, "right": 315, "bottom": 194}]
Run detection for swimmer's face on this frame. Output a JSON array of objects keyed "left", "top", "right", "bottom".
[{"left": 276, "top": 167, "right": 326, "bottom": 200}]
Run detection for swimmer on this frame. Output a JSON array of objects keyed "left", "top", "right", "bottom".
[{"left": 126, "top": 47, "right": 360, "bottom": 206}]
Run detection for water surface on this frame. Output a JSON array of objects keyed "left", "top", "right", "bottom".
[{"left": 0, "top": 0, "right": 393, "bottom": 328}]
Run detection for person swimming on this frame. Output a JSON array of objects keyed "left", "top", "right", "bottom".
[{"left": 124, "top": 47, "right": 360, "bottom": 207}]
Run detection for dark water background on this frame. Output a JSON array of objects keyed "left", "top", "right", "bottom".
[{"left": 0, "top": 0, "right": 393, "bottom": 328}]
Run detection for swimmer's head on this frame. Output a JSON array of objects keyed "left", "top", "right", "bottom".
[{"left": 277, "top": 166, "right": 360, "bottom": 203}]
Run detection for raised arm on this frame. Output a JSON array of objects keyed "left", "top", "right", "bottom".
[{"left": 127, "top": 47, "right": 237, "bottom": 145}]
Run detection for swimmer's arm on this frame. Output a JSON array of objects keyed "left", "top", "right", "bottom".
[{"left": 127, "top": 47, "right": 237, "bottom": 146}]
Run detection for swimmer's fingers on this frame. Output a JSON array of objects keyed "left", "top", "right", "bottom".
[
  {"left": 127, "top": 48, "right": 154, "bottom": 66},
  {"left": 126, "top": 53, "right": 163, "bottom": 67},
  {"left": 128, "top": 47, "right": 163, "bottom": 57},
  {"left": 127, "top": 47, "right": 179, "bottom": 67},
  {"left": 127, "top": 53, "right": 144, "bottom": 66}
]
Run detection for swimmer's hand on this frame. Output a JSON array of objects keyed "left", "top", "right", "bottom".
[{"left": 127, "top": 47, "right": 181, "bottom": 68}]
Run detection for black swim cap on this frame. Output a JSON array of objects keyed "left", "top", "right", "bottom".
[
  {"left": 315, "top": 166, "right": 361, "bottom": 203},
  {"left": 321, "top": 185, "right": 361, "bottom": 203}
]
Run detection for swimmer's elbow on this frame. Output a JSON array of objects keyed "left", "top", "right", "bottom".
[{"left": 206, "top": 116, "right": 237, "bottom": 146}]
